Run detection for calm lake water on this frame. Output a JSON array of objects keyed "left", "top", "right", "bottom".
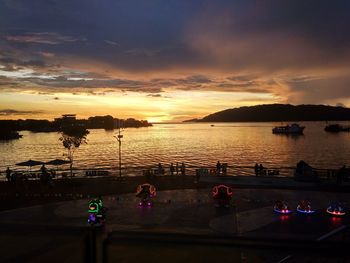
[{"left": 1, "top": 122, "right": 349, "bottom": 175}]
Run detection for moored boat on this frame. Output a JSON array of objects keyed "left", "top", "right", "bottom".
[
  {"left": 324, "top": 124, "right": 350, "bottom": 133},
  {"left": 272, "top": 123, "right": 305, "bottom": 134}
]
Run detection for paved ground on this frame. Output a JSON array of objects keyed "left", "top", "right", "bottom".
[
  {"left": 1, "top": 174, "right": 349, "bottom": 213},
  {"left": 0, "top": 188, "right": 349, "bottom": 262}
]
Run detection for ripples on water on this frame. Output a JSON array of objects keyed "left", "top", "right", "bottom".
[{"left": 0, "top": 122, "right": 349, "bottom": 173}]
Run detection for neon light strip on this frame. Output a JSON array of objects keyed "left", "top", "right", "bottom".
[
  {"left": 274, "top": 208, "right": 292, "bottom": 214},
  {"left": 326, "top": 209, "right": 346, "bottom": 216},
  {"left": 297, "top": 208, "right": 315, "bottom": 214},
  {"left": 212, "top": 185, "right": 233, "bottom": 197},
  {"left": 212, "top": 187, "right": 218, "bottom": 196}
]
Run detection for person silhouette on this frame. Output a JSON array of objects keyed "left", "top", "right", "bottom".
[
  {"left": 6, "top": 167, "right": 11, "bottom": 182},
  {"left": 170, "top": 163, "right": 175, "bottom": 176},
  {"left": 181, "top": 162, "right": 186, "bottom": 176},
  {"left": 216, "top": 161, "right": 221, "bottom": 175},
  {"left": 254, "top": 163, "right": 259, "bottom": 176}
]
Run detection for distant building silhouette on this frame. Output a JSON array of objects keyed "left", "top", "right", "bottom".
[
  {"left": 54, "top": 114, "right": 78, "bottom": 130},
  {"left": 0, "top": 114, "right": 152, "bottom": 132}
]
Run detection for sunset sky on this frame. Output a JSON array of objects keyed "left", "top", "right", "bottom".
[{"left": 1, "top": 1, "right": 350, "bottom": 122}]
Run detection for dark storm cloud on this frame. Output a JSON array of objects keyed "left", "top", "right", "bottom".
[
  {"left": 1, "top": 0, "right": 349, "bottom": 71},
  {"left": 20, "top": 75, "right": 155, "bottom": 91},
  {"left": 248, "top": 1, "right": 350, "bottom": 49},
  {"left": 182, "top": 75, "right": 212, "bottom": 84},
  {"left": 201, "top": 3, "right": 349, "bottom": 70},
  {"left": 20, "top": 60, "right": 46, "bottom": 68},
  {"left": 227, "top": 75, "right": 257, "bottom": 82},
  {"left": 0, "top": 57, "right": 45, "bottom": 68},
  {"left": 0, "top": 51, "right": 56, "bottom": 70},
  {"left": 287, "top": 75, "right": 350, "bottom": 104},
  {"left": 0, "top": 0, "right": 200, "bottom": 71},
  {"left": 149, "top": 75, "right": 276, "bottom": 93},
  {"left": 0, "top": 72, "right": 167, "bottom": 94},
  {"left": 0, "top": 76, "right": 18, "bottom": 87},
  {"left": 216, "top": 83, "right": 269, "bottom": 93},
  {"left": 150, "top": 75, "right": 211, "bottom": 86},
  {"left": 0, "top": 0, "right": 350, "bottom": 103}
]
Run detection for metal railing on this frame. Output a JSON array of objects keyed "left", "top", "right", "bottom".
[{"left": 0, "top": 164, "right": 346, "bottom": 183}]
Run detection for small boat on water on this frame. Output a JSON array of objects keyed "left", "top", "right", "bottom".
[
  {"left": 272, "top": 123, "right": 305, "bottom": 134},
  {"left": 324, "top": 124, "right": 350, "bottom": 133}
]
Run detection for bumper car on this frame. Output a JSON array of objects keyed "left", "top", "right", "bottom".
[
  {"left": 136, "top": 183, "right": 156, "bottom": 207},
  {"left": 87, "top": 199, "right": 106, "bottom": 225},
  {"left": 212, "top": 185, "right": 233, "bottom": 208},
  {"left": 326, "top": 202, "right": 346, "bottom": 216},
  {"left": 88, "top": 200, "right": 100, "bottom": 213},
  {"left": 88, "top": 213, "right": 106, "bottom": 225},
  {"left": 297, "top": 200, "right": 315, "bottom": 214},
  {"left": 274, "top": 200, "right": 292, "bottom": 214}
]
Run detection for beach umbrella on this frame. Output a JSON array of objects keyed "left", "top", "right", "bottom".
[
  {"left": 16, "top": 159, "right": 44, "bottom": 172},
  {"left": 16, "top": 159, "right": 44, "bottom": 167},
  {"left": 45, "top": 159, "right": 71, "bottom": 175},
  {"left": 45, "top": 159, "right": 71, "bottom": 166}
]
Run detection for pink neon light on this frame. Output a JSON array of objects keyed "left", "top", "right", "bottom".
[{"left": 212, "top": 185, "right": 233, "bottom": 197}]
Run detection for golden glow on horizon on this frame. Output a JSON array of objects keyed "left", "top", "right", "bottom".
[
  {"left": 1, "top": 60, "right": 349, "bottom": 122},
  {"left": 1, "top": 1, "right": 350, "bottom": 123},
  {"left": 0, "top": 88, "right": 282, "bottom": 121}
]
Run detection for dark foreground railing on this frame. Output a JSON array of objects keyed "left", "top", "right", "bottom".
[{"left": 1, "top": 164, "right": 347, "bottom": 182}]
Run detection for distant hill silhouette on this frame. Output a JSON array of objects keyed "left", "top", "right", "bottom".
[{"left": 194, "top": 104, "right": 350, "bottom": 122}]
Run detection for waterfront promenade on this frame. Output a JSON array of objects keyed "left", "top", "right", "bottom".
[
  {"left": 0, "top": 187, "right": 349, "bottom": 262},
  {"left": 0, "top": 173, "right": 349, "bottom": 262},
  {"left": 0, "top": 173, "right": 349, "bottom": 211}
]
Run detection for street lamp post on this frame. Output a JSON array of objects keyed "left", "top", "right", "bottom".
[{"left": 114, "top": 120, "right": 123, "bottom": 179}]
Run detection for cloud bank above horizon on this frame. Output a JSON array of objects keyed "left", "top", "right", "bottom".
[{"left": 1, "top": 0, "right": 350, "bottom": 121}]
